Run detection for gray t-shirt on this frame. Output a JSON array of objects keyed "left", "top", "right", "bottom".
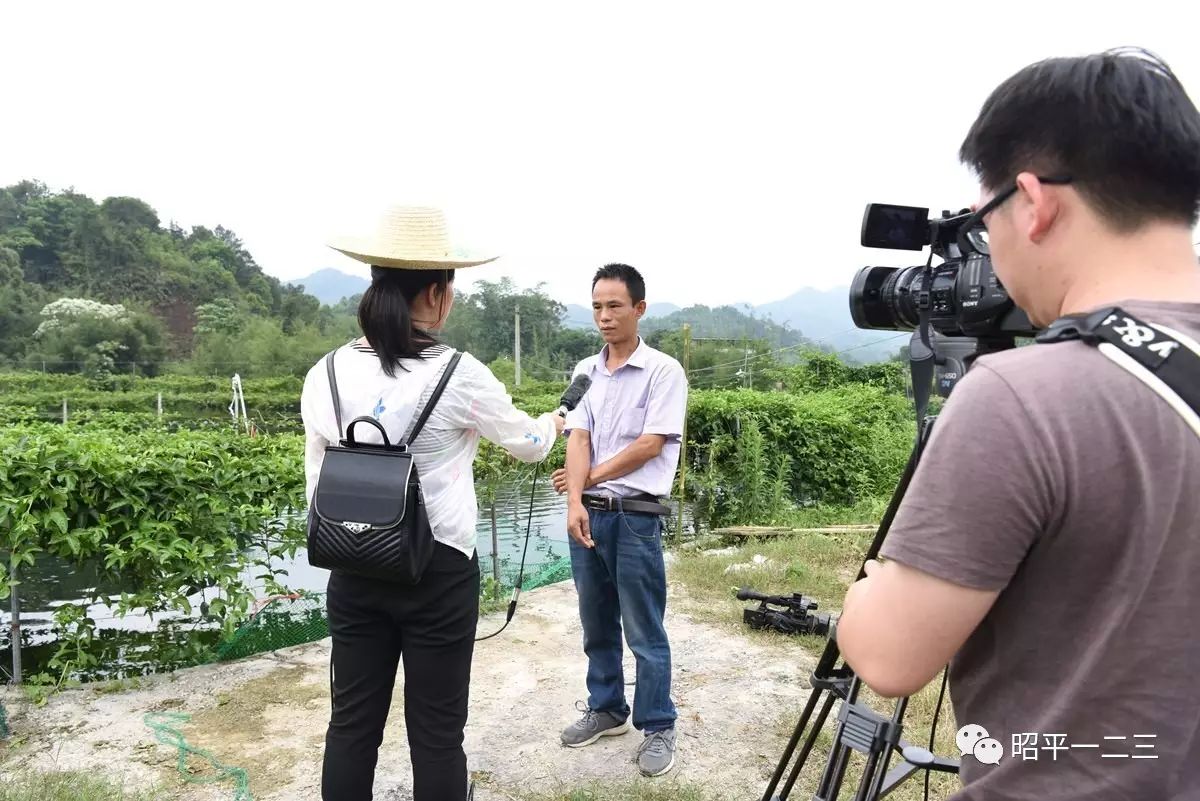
[{"left": 879, "top": 299, "right": 1200, "bottom": 800}]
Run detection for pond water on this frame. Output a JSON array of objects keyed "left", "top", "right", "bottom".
[{"left": 0, "top": 478, "right": 693, "bottom": 681}]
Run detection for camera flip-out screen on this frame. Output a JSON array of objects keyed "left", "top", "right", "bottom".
[{"left": 861, "top": 203, "right": 929, "bottom": 251}]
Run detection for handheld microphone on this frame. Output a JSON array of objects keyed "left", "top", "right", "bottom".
[{"left": 556, "top": 374, "right": 592, "bottom": 417}]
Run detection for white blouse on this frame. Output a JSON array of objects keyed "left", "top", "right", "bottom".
[{"left": 300, "top": 340, "right": 559, "bottom": 558}]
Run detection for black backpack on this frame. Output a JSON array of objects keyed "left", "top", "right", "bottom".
[{"left": 306, "top": 347, "right": 463, "bottom": 584}]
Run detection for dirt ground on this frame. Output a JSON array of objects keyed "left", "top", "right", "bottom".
[{"left": 0, "top": 575, "right": 816, "bottom": 801}]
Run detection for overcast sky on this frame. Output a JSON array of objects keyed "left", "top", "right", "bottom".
[{"left": 3, "top": 1, "right": 1198, "bottom": 308}]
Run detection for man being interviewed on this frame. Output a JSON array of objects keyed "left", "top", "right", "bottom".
[{"left": 550, "top": 263, "right": 688, "bottom": 778}]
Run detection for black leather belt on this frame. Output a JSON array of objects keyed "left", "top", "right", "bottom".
[{"left": 581, "top": 493, "right": 672, "bottom": 516}]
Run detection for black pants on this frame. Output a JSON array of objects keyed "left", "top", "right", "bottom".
[{"left": 321, "top": 542, "right": 480, "bottom": 801}]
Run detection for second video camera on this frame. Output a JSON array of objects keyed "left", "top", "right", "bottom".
[{"left": 737, "top": 587, "right": 835, "bottom": 638}]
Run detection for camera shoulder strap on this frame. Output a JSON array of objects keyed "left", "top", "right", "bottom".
[{"left": 1036, "top": 306, "right": 1200, "bottom": 438}]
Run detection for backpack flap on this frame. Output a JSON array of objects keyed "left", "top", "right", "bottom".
[{"left": 312, "top": 416, "right": 415, "bottom": 533}]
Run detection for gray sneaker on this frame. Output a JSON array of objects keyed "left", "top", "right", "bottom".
[
  {"left": 637, "top": 728, "right": 677, "bottom": 777},
  {"left": 561, "top": 701, "right": 632, "bottom": 747}
]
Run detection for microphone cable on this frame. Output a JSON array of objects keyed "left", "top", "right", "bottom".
[{"left": 476, "top": 459, "right": 543, "bottom": 642}]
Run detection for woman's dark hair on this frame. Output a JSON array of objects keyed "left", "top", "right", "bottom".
[{"left": 358, "top": 266, "right": 455, "bottom": 377}]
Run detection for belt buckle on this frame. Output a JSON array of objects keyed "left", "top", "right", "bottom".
[{"left": 583, "top": 494, "right": 609, "bottom": 511}]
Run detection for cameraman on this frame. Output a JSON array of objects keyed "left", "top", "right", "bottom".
[{"left": 836, "top": 48, "right": 1200, "bottom": 800}]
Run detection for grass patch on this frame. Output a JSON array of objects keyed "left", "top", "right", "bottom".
[
  {"left": 669, "top": 525, "right": 962, "bottom": 801},
  {"left": 670, "top": 528, "right": 872, "bottom": 659},
  {"left": 0, "top": 770, "right": 167, "bottom": 801},
  {"left": 784, "top": 497, "right": 891, "bottom": 528}
]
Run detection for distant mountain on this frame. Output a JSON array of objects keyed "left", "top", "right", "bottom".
[
  {"left": 565, "top": 290, "right": 902, "bottom": 362},
  {"left": 288, "top": 268, "right": 370, "bottom": 305},
  {"left": 288, "top": 267, "right": 904, "bottom": 362},
  {"left": 754, "top": 287, "right": 904, "bottom": 363},
  {"left": 641, "top": 304, "right": 806, "bottom": 348},
  {"left": 563, "top": 304, "right": 593, "bottom": 329}
]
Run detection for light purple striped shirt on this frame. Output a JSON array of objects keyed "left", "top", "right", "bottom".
[{"left": 563, "top": 337, "right": 688, "bottom": 499}]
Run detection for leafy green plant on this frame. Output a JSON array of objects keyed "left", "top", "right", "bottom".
[
  {"left": 0, "top": 423, "right": 307, "bottom": 689},
  {"left": 686, "top": 385, "right": 913, "bottom": 523},
  {"left": 690, "top": 418, "right": 793, "bottom": 528}
]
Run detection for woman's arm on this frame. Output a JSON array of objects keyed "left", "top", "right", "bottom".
[
  {"left": 300, "top": 368, "right": 331, "bottom": 505},
  {"left": 304, "top": 424, "right": 329, "bottom": 506},
  {"left": 448, "top": 354, "right": 561, "bottom": 462}
]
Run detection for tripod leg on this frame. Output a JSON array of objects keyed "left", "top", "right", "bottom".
[
  {"left": 778, "top": 690, "right": 837, "bottom": 800},
  {"left": 853, "top": 748, "right": 883, "bottom": 801},
  {"left": 864, "top": 701, "right": 908, "bottom": 800},
  {"left": 762, "top": 631, "right": 848, "bottom": 801},
  {"left": 813, "top": 739, "right": 855, "bottom": 801}
]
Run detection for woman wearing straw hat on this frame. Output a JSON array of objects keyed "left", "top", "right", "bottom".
[{"left": 301, "top": 206, "right": 564, "bottom": 801}]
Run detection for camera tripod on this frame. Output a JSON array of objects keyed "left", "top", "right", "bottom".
[{"left": 756, "top": 328, "right": 1015, "bottom": 801}]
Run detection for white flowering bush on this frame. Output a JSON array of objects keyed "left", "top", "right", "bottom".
[
  {"left": 25, "top": 296, "right": 167, "bottom": 379},
  {"left": 34, "top": 297, "right": 130, "bottom": 338}
]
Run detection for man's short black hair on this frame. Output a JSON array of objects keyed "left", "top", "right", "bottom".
[
  {"left": 592, "top": 263, "right": 646, "bottom": 305},
  {"left": 959, "top": 47, "right": 1200, "bottom": 232}
]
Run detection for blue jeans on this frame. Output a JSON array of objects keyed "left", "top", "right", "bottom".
[{"left": 568, "top": 506, "right": 676, "bottom": 733}]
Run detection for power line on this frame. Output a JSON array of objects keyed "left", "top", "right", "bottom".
[
  {"left": 684, "top": 326, "right": 880, "bottom": 377},
  {"left": 685, "top": 331, "right": 908, "bottom": 389}
]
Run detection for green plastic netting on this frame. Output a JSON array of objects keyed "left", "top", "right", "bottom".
[
  {"left": 210, "top": 556, "right": 573, "bottom": 664},
  {"left": 144, "top": 711, "right": 253, "bottom": 801},
  {"left": 511, "top": 555, "right": 574, "bottom": 591},
  {"left": 214, "top": 592, "right": 329, "bottom": 662}
]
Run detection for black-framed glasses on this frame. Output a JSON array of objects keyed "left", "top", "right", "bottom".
[{"left": 957, "top": 175, "right": 1073, "bottom": 256}]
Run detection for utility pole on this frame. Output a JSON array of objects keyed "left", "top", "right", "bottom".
[
  {"left": 514, "top": 305, "right": 522, "bottom": 388},
  {"left": 675, "top": 324, "right": 691, "bottom": 545},
  {"left": 9, "top": 563, "right": 21, "bottom": 685},
  {"left": 743, "top": 334, "right": 751, "bottom": 389}
]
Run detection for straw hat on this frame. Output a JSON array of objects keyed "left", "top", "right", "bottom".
[{"left": 328, "top": 205, "right": 499, "bottom": 269}]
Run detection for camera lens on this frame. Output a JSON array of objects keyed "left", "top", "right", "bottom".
[{"left": 849, "top": 266, "right": 923, "bottom": 332}]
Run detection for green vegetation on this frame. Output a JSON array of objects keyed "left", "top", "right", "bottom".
[
  {"left": 0, "top": 771, "right": 168, "bottom": 801},
  {"left": 0, "top": 423, "right": 306, "bottom": 681},
  {"left": 688, "top": 385, "right": 912, "bottom": 527}
]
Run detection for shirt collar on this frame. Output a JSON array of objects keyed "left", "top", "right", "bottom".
[{"left": 596, "top": 336, "right": 648, "bottom": 374}]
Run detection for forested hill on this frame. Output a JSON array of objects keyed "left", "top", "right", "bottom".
[
  {"left": 0, "top": 181, "right": 601, "bottom": 378},
  {"left": 0, "top": 180, "right": 322, "bottom": 357},
  {"left": 640, "top": 303, "right": 808, "bottom": 348}
]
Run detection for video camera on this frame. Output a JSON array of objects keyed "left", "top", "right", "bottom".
[
  {"left": 849, "top": 203, "right": 1038, "bottom": 340},
  {"left": 737, "top": 587, "right": 835, "bottom": 638}
]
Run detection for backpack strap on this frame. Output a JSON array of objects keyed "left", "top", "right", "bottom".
[
  {"left": 1037, "top": 306, "right": 1200, "bottom": 437},
  {"left": 400, "top": 350, "right": 464, "bottom": 448},
  {"left": 325, "top": 348, "right": 344, "bottom": 440}
]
